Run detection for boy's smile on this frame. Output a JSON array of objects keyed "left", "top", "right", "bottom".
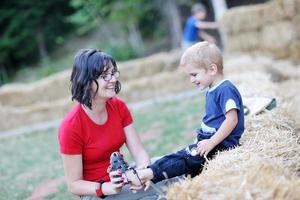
[{"left": 183, "top": 65, "right": 214, "bottom": 91}]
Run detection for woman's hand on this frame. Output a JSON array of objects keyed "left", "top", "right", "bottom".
[
  {"left": 125, "top": 169, "right": 144, "bottom": 191},
  {"left": 103, "top": 169, "right": 124, "bottom": 195}
]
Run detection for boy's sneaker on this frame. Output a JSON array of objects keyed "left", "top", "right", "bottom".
[
  {"left": 110, "top": 152, "right": 144, "bottom": 186},
  {"left": 110, "top": 152, "right": 130, "bottom": 183},
  {"left": 185, "top": 143, "right": 198, "bottom": 156},
  {"left": 110, "top": 152, "right": 129, "bottom": 173},
  {"left": 109, "top": 152, "right": 166, "bottom": 198}
]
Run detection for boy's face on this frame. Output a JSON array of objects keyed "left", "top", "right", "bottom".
[
  {"left": 195, "top": 11, "right": 206, "bottom": 20},
  {"left": 183, "top": 64, "right": 214, "bottom": 91}
]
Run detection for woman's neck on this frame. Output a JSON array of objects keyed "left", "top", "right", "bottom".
[
  {"left": 92, "top": 98, "right": 107, "bottom": 113},
  {"left": 82, "top": 98, "right": 108, "bottom": 125}
]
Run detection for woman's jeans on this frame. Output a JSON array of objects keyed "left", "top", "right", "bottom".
[{"left": 80, "top": 177, "right": 179, "bottom": 200}]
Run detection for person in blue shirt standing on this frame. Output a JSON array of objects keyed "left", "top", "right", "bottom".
[
  {"left": 125, "top": 41, "right": 245, "bottom": 190},
  {"left": 182, "top": 3, "right": 219, "bottom": 49}
]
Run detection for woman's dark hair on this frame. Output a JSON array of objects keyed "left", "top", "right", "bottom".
[{"left": 70, "top": 49, "right": 121, "bottom": 109}]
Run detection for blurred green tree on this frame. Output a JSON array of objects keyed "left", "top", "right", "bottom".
[
  {"left": 70, "top": 0, "right": 188, "bottom": 58},
  {"left": 0, "top": 0, "right": 200, "bottom": 84},
  {"left": 69, "top": 0, "right": 156, "bottom": 57},
  {"left": 0, "top": 0, "right": 74, "bottom": 84}
]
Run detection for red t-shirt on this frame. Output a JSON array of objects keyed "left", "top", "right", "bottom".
[{"left": 58, "top": 97, "right": 133, "bottom": 182}]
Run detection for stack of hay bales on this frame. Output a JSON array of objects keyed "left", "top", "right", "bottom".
[
  {"left": 220, "top": 0, "right": 300, "bottom": 61},
  {"left": 0, "top": 50, "right": 190, "bottom": 132},
  {"left": 120, "top": 50, "right": 191, "bottom": 102},
  {"left": 167, "top": 111, "right": 300, "bottom": 199},
  {"left": 165, "top": 53, "right": 300, "bottom": 199},
  {"left": 0, "top": 71, "right": 74, "bottom": 132}
]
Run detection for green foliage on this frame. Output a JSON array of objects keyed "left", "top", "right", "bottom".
[
  {"left": 0, "top": 0, "right": 201, "bottom": 85},
  {"left": 0, "top": 0, "right": 75, "bottom": 85},
  {"left": 0, "top": 68, "right": 9, "bottom": 84},
  {"left": 12, "top": 53, "right": 73, "bottom": 83},
  {"left": 69, "top": 0, "right": 167, "bottom": 56},
  {"left": 69, "top": 0, "right": 145, "bottom": 31},
  {"left": 102, "top": 42, "right": 137, "bottom": 61},
  {"left": 68, "top": 0, "right": 104, "bottom": 35}
]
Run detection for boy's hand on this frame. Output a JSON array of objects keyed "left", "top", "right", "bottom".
[
  {"left": 143, "top": 180, "right": 152, "bottom": 191},
  {"left": 196, "top": 139, "right": 216, "bottom": 156}
]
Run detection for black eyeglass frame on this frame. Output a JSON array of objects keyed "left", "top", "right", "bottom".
[{"left": 100, "top": 70, "right": 120, "bottom": 81}]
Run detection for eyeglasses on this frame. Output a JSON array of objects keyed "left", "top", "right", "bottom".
[{"left": 101, "top": 71, "right": 120, "bottom": 81}]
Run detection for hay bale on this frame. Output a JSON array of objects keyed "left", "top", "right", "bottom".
[
  {"left": 224, "top": 53, "right": 274, "bottom": 73},
  {"left": 119, "top": 50, "right": 181, "bottom": 81},
  {"left": 277, "top": 79, "right": 300, "bottom": 130},
  {"left": 224, "top": 54, "right": 277, "bottom": 97},
  {"left": 120, "top": 69, "right": 190, "bottom": 102},
  {"left": 166, "top": 110, "right": 300, "bottom": 200},
  {"left": 262, "top": 0, "right": 297, "bottom": 23},
  {"left": 0, "top": 98, "right": 75, "bottom": 131},
  {"left": 0, "top": 50, "right": 183, "bottom": 131},
  {"left": 0, "top": 70, "right": 71, "bottom": 107},
  {"left": 261, "top": 22, "right": 296, "bottom": 58},
  {"left": 267, "top": 60, "right": 300, "bottom": 81},
  {"left": 167, "top": 154, "right": 300, "bottom": 200},
  {"left": 229, "top": 72, "right": 276, "bottom": 97},
  {"left": 220, "top": 4, "right": 266, "bottom": 35},
  {"left": 220, "top": 0, "right": 300, "bottom": 61},
  {"left": 0, "top": 51, "right": 182, "bottom": 107},
  {"left": 224, "top": 31, "right": 262, "bottom": 53},
  {"left": 290, "top": 41, "right": 300, "bottom": 61}
]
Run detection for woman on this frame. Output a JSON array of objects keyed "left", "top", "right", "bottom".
[{"left": 58, "top": 49, "right": 158, "bottom": 199}]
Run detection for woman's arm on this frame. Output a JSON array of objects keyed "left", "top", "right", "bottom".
[
  {"left": 124, "top": 123, "right": 151, "bottom": 167},
  {"left": 61, "top": 154, "right": 123, "bottom": 196},
  {"left": 61, "top": 154, "right": 97, "bottom": 195}
]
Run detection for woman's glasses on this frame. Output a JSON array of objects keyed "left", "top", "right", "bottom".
[{"left": 101, "top": 71, "right": 120, "bottom": 81}]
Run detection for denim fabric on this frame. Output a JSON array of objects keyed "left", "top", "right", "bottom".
[
  {"left": 150, "top": 142, "right": 226, "bottom": 183},
  {"left": 80, "top": 185, "right": 158, "bottom": 200},
  {"left": 80, "top": 177, "right": 180, "bottom": 200}
]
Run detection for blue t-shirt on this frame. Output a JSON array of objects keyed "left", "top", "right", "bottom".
[
  {"left": 183, "top": 16, "right": 200, "bottom": 42},
  {"left": 197, "top": 80, "right": 245, "bottom": 148}
]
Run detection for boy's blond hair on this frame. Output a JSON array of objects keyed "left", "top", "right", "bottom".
[{"left": 180, "top": 41, "right": 223, "bottom": 74}]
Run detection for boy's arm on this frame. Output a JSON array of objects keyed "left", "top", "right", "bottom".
[
  {"left": 197, "top": 109, "right": 238, "bottom": 156},
  {"left": 199, "top": 31, "right": 216, "bottom": 44},
  {"left": 195, "top": 21, "right": 218, "bottom": 29}
]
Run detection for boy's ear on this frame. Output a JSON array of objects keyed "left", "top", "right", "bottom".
[{"left": 208, "top": 64, "right": 218, "bottom": 75}]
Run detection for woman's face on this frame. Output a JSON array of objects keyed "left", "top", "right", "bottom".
[{"left": 91, "top": 65, "right": 119, "bottom": 101}]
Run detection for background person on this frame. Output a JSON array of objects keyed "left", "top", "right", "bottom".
[{"left": 182, "top": 3, "right": 218, "bottom": 49}]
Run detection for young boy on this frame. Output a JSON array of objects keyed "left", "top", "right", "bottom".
[
  {"left": 127, "top": 41, "right": 244, "bottom": 190},
  {"left": 182, "top": 3, "right": 218, "bottom": 49}
]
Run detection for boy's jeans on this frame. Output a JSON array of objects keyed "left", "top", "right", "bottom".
[{"left": 150, "top": 140, "right": 226, "bottom": 183}]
